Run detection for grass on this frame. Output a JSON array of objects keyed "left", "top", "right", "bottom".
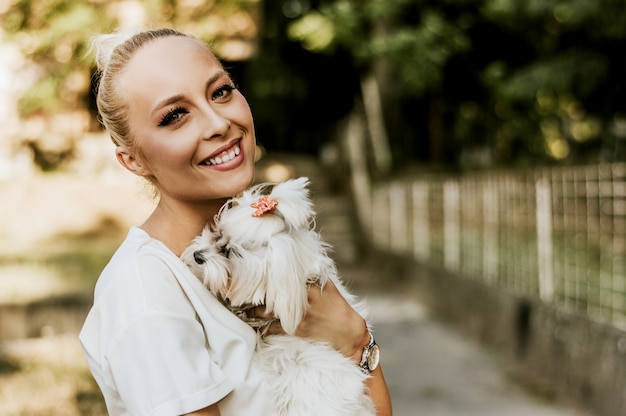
[
  {"left": 0, "top": 230, "right": 121, "bottom": 414},
  {"left": 0, "top": 232, "right": 123, "bottom": 304},
  {"left": 0, "top": 233, "right": 120, "bottom": 414},
  {"left": 0, "top": 172, "right": 148, "bottom": 415},
  {"left": 0, "top": 335, "right": 107, "bottom": 415}
]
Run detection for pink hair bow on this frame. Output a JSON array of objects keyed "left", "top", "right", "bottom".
[{"left": 251, "top": 195, "right": 278, "bottom": 217}]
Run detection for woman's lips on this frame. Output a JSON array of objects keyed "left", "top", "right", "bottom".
[{"left": 200, "top": 141, "right": 241, "bottom": 166}]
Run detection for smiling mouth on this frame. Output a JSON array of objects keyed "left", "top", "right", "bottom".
[{"left": 202, "top": 143, "right": 241, "bottom": 166}]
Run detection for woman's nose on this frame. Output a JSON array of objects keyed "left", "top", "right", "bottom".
[{"left": 200, "top": 106, "right": 230, "bottom": 139}]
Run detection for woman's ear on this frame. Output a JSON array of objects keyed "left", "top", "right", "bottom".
[{"left": 115, "top": 146, "right": 151, "bottom": 176}]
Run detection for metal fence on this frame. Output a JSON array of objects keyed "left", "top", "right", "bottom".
[{"left": 369, "top": 164, "right": 626, "bottom": 330}]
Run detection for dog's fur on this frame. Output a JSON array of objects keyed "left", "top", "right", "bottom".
[{"left": 180, "top": 177, "right": 376, "bottom": 416}]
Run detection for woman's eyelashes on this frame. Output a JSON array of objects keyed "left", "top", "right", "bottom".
[
  {"left": 157, "top": 83, "right": 236, "bottom": 127},
  {"left": 212, "top": 83, "right": 235, "bottom": 101},
  {"left": 159, "top": 106, "right": 189, "bottom": 127}
]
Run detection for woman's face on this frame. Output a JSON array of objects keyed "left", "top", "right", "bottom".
[{"left": 117, "top": 36, "right": 256, "bottom": 203}]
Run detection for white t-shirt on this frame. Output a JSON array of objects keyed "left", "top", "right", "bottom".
[{"left": 79, "top": 227, "right": 271, "bottom": 415}]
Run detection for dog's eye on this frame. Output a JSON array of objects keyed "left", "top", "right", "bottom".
[
  {"left": 218, "top": 245, "right": 230, "bottom": 256},
  {"left": 193, "top": 251, "right": 206, "bottom": 265},
  {"left": 227, "top": 245, "right": 241, "bottom": 259}
]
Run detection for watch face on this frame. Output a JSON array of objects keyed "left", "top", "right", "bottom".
[{"left": 367, "top": 344, "right": 380, "bottom": 371}]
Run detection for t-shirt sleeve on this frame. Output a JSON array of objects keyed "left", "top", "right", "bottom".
[{"left": 107, "top": 311, "right": 234, "bottom": 416}]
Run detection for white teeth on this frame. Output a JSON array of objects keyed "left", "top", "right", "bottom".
[{"left": 208, "top": 144, "right": 240, "bottom": 166}]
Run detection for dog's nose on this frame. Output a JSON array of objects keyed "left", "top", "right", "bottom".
[{"left": 193, "top": 251, "right": 206, "bottom": 264}]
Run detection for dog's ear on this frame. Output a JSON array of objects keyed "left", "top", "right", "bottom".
[
  {"left": 262, "top": 233, "right": 309, "bottom": 335},
  {"left": 225, "top": 243, "right": 268, "bottom": 307},
  {"left": 271, "top": 177, "right": 315, "bottom": 232},
  {"left": 196, "top": 250, "right": 231, "bottom": 299}
]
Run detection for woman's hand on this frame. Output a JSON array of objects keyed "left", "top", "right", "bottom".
[
  {"left": 296, "top": 280, "right": 369, "bottom": 361},
  {"left": 248, "top": 280, "right": 368, "bottom": 360}
]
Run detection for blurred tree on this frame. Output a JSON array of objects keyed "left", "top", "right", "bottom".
[
  {"left": 288, "top": 0, "right": 471, "bottom": 167},
  {"left": 3, "top": 0, "right": 626, "bottom": 171},
  {"left": 1, "top": 0, "right": 116, "bottom": 171},
  {"left": 236, "top": 0, "right": 359, "bottom": 158},
  {"left": 479, "top": 0, "right": 626, "bottom": 165},
  {"left": 0, "top": 0, "right": 259, "bottom": 172},
  {"left": 286, "top": 0, "right": 626, "bottom": 168}
]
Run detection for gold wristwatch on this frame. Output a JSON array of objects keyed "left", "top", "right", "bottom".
[{"left": 358, "top": 329, "right": 380, "bottom": 375}]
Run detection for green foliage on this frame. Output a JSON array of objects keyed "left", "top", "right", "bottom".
[
  {"left": 284, "top": 0, "right": 626, "bottom": 166},
  {"left": 2, "top": 0, "right": 261, "bottom": 118},
  {"left": 495, "top": 51, "right": 609, "bottom": 101},
  {"left": 287, "top": 11, "right": 335, "bottom": 52},
  {"left": 3, "top": 0, "right": 625, "bottom": 169},
  {"left": 17, "top": 76, "right": 61, "bottom": 116},
  {"left": 384, "top": 11, "right": 470, "bottom": 95},
  {"left": 1, "top": 0, "right": 260, "bottom": 171},
  {"left": 0, "top": 355, "right": 21, "bottom": 375},
  {"left": 289, "top": 1, "right": 470, "bottom": 93},
  {"left": 2, "top": 1, "right": 116, "bottom": 117}
]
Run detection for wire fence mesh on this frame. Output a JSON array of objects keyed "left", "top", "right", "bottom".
[{"left": 369, "top": 163, "right": 626, "bottom": 330}]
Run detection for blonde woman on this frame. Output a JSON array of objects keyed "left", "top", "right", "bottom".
[{"left": 79, "top": 28, "right": 391, "bottom": 416}]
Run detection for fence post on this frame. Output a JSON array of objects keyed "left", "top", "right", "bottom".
[
  {"left": 412, "top": 181, "right": 430, "bottom": 262},
  {"left": 389, "top": 181, "right": 407, "bottom": 253},
  {"left": 371, "top": 185, "right": 389, "bottom": 250},
  {"left": 483, "top": 178, "right": 499, "bottom": 283},
  {"left": 536, "top": 176, "right": 554, "bottom": 302},
  {"left": 444, "top": 179, "right": 461, "bottom": 271}
]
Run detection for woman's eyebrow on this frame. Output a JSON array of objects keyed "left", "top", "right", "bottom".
[
  {"left": 151, "top": 70, "right": 229, "bottom": 116},
  {"left": 152, "top": 94, "right": 185, "bottom": 116},
  {"left": 207, "top": 70, "right": 229, "bottom": 88}
]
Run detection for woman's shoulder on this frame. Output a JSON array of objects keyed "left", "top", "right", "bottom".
[
  {"left": 92, "top": 227, "right": 192, "bottom": 311},
  {"left": 107, "top": 226, "right": 166, "bottom": 264},
  {"left": 80, "top": 226, "right": 203, "bottom": 347},
  {"left": 100, "top": 227, "right": 176, "bottom": 280}
]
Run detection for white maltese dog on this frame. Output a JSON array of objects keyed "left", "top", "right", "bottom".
[{"left": 181, "top": 177, "right": 376, "bottom": 416}]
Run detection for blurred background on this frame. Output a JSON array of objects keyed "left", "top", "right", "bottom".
[{"left": 1, "top": 0, "right": 625, "bottom": 415}]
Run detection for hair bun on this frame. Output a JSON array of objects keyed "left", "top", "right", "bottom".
[{"left": 90, "top": 29, "right": 141, "bottom": 72}]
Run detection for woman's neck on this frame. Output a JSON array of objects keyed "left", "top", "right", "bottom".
[{"left": 140, "top": 197, "right": 225, "bottom": 256}]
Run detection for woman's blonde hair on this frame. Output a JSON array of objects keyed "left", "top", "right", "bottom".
[{"left": 90, "top": 28, "right": 189, "bottom": 148}]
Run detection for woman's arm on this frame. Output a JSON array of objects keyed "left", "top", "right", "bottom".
[{"left": 363, "top": 364, "right": 393, "bottom": 416}]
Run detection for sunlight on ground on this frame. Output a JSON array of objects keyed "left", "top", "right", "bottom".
[
  {"left": 0, "top": 171, "right": 154, "bottom": 301},
  {"left": 0, "top": 173, "right": 154, "bottom": 249},
  {"left": 0, "top": 334, "right": 106, "bottom": 416},
  {"left": 0, "top": 172, "right": 149, "bottom": 414},
  {"left": 0, "top": 264, "right": 69, "bottom": 303}
]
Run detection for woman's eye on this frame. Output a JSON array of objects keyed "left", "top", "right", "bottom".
[
  {"left": 213, "top": 84, "right": 235, "bottom": 101},
  {"left": 159, "top": 107, "right": 189, "bottom": 127}
]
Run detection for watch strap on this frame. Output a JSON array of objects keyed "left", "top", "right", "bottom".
[{"left": 358, "top": 328, "right": 379, "bottom": 375}]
